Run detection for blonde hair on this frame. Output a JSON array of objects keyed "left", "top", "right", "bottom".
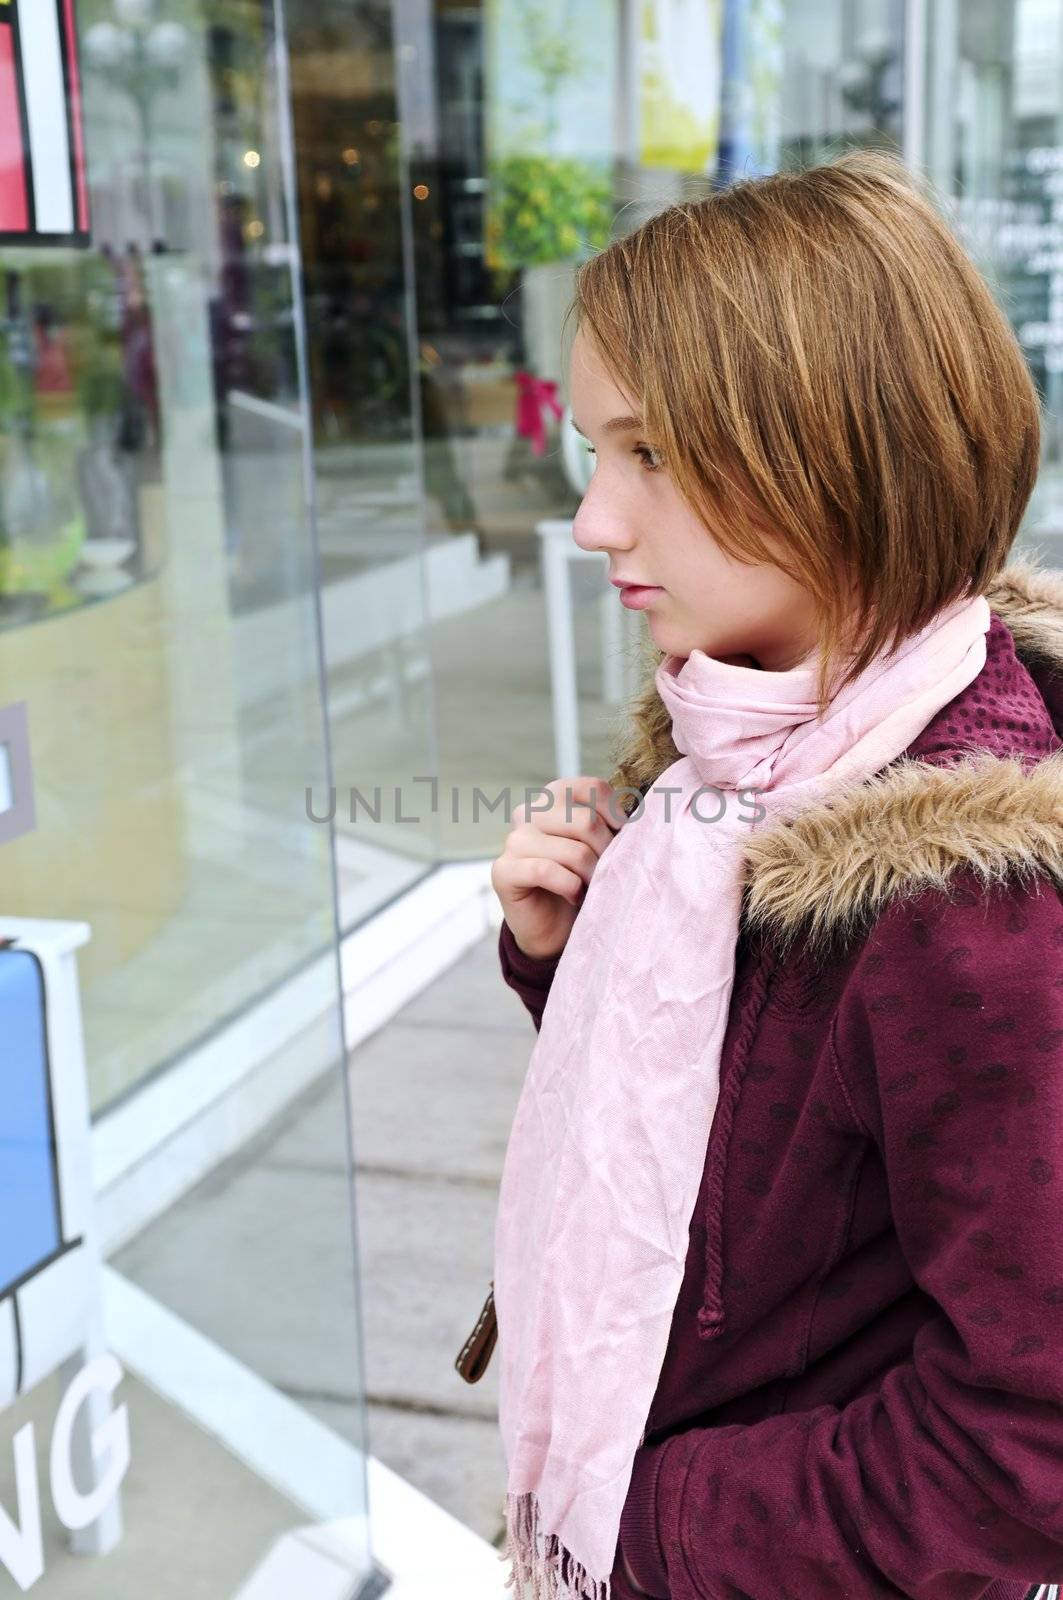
[{"left": 569, "top": 148, "right": 1042, "bottom": 800}]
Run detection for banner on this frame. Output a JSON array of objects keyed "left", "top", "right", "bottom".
[
  {"left": 0, "top": 0, "right": 90, "bottom": 243},
  {"left": 639, "top": 0, "right": 724, "bottom": 174}
]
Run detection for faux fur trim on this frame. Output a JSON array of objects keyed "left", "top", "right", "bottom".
[
  {"left": 984, "top": 551, "right": 1063, "bottom": 672},
  {"left": 605, "top": 554, "right": 1063, "bottom": 952},
  {"left": 740, "top": 748, "right": 1063, "bottom": 956},
  {"left": 739, "top": 556, "right": 1063, "bottom": 951}
]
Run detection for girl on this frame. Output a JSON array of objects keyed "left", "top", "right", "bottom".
[{"left": 460, "top": 150, "right": 1063, "bottom": 1600}]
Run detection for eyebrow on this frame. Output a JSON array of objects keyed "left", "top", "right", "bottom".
[{"left": 570, "top": 414, "right": 643, "bottom": 438}]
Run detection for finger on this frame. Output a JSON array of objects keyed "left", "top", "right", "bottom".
[
  {"left": 512, "top": 810, "right": 617, "bottom": 863},
  {"left": 502, "top": 855, "right": 585, "bottom": 906},
  {"left": 549, "top": 775, "right": 627, "bottom": 831},
  {"left": 516, "top": 780, "right": 626, "bottom": 844},
  {"left": 507, "top": 831, "right": 600, "bottom": 887}
]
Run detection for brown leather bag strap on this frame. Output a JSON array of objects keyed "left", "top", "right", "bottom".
[{"left": 454, "top": 1281, "right": 497, "bottom": 1383}]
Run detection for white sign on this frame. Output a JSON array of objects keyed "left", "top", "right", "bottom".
[{"left": 0, "top": 1355, "right": 130, "bottom": 1592}]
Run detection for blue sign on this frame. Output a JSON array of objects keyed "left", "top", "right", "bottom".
[{"left": 0, "top": 948, "right": 62, "bottom": 1294}]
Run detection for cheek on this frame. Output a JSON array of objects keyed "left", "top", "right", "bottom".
[
  {"left": 748, "top": 565, "right": 813, "bottom": 626},
  {"left": 651, "top": 497, "right": 726, "bottom": 583}
]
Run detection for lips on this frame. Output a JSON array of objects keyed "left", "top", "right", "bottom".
[{"left": 616, "top": 584, "right": 663, "bottom": 610}]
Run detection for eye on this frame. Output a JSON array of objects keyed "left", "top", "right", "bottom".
[{"left": 583, "top": 442, "right": 664, "bottom": 472}]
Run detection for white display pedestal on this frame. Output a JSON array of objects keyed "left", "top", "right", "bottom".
[{"left": 0, "top": 916, "right": 123, "bottom": 1560}]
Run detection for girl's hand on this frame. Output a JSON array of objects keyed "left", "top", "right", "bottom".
[{"left": 491, "top": 774, "right": 623, "bottom": 961}]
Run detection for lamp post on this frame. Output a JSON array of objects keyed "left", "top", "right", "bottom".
[{"left": 83, "top": 0, "right": 189, "bottom": 245}]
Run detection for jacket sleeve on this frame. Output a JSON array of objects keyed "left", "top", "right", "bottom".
[
  {"left": 498, "top": 917, "right": 562, "bottom": 1034},
  {"left": 618, "top": 873, "right": 1063, "bottom": 1600}
]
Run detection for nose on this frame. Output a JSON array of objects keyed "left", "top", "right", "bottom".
[{"left": 570, "top": 473, "right": 636, "bottom": 560}]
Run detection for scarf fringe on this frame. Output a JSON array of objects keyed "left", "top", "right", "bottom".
[{"left": 498, "top": 1489, "right": 612, "bottom": 1600}]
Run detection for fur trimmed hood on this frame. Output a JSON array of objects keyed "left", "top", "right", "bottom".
[
  {"left": 741, "top": 743, "right": 1062, "bottom": 956},
  {"left": 740, "top": 556, "right": 1063, "bottom": 954},
  {"left": 612, "top": 555, "right": 1063, "bottom": 956}
]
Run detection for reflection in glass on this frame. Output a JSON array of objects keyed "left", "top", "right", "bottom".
[
  {"left": 386, "top": 0, "right": 905, "bottom": 874},
  {"left": 0, "top": 1, "right": 372, "bottom": 1596},
  {"left": 923, "top": 0, "right": 1063, "bottom": 567}
]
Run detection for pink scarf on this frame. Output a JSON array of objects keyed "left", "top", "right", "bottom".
[{"left": 493, "top": 591, "right": 993, "bottom": 1599}]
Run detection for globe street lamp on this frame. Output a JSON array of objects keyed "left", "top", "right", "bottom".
[{"left": 83, "top": 0, "right": 189, "bottom": 243}]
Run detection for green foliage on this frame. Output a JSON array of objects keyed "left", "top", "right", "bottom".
[
  {"left": 486, "top": 154, "right": 612, "bottom": 269},
  {"left": 0, "top": 335, "right": 32, "bottom": 436},
  {"left": 0, "top": 513, "right": 85, "bottom": 590},
  {"left": 73, "top": 330, "right": 125, "bottom": 424}
]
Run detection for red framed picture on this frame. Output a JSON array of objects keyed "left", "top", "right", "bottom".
[{"left": 0, "top": 0, "right": 89, "bottom": 244}]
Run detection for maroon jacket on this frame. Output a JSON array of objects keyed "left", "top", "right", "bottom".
[{"left": 497, "top": 564, "right": 1063, "bottom": 1600}]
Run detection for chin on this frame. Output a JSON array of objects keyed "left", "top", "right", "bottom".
[{"left": 646, "top": 616, "right": 692, "bottom": 659}]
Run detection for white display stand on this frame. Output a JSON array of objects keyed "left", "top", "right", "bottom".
[{"left": 0, "top": 916, "right": 122, "bottom": 1559}]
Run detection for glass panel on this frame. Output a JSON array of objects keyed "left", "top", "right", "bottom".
[
  {"left": 285, "top": 0, "right": 443, "bottom": 927},
  {"left": 777, "top": 0, "right": 903, "bottom": 166},
  {"left": 0, "top": 0, "right": 373, "bottom": 1592},
  {"left": 923, "top": 0, "right": 1063, "bottom": 568},
  {"left": 0, "top": 0, "right": 353, "bottom": 1117},
  {"left": 395, "top": 0, "right": 905, "bottom": 872}
]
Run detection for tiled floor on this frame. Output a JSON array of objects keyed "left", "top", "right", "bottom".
[{"left": 114, "top": 921, "right": 536, "bottom": 1550}]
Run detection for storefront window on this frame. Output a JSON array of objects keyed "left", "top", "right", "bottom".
[
  {"left": 0, "top": 1, "right": 373, "bottom": 1593},
  {"left": 3, "top": 3, "right": 1058, "bottom": 1590},
  {"left": 923, "top": 0, "right": 1063, "bottom": 567},
  {"left": 283, "top": 0, "right": 443, "bottom": 921},
  {"left": 379, "top": 0, "right": 904, "bottom": 871},
  {"left": 0, "top": 0, "right": 349, "bottom": 1113}
]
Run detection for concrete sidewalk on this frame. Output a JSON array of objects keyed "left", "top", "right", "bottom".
[{"left": 114, "top": 917, "right": 535, "bottom": 1551}]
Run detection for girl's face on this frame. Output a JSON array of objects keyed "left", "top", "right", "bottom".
[{"left": 568, "top": 325, "right": 822, "bottom": 670}]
